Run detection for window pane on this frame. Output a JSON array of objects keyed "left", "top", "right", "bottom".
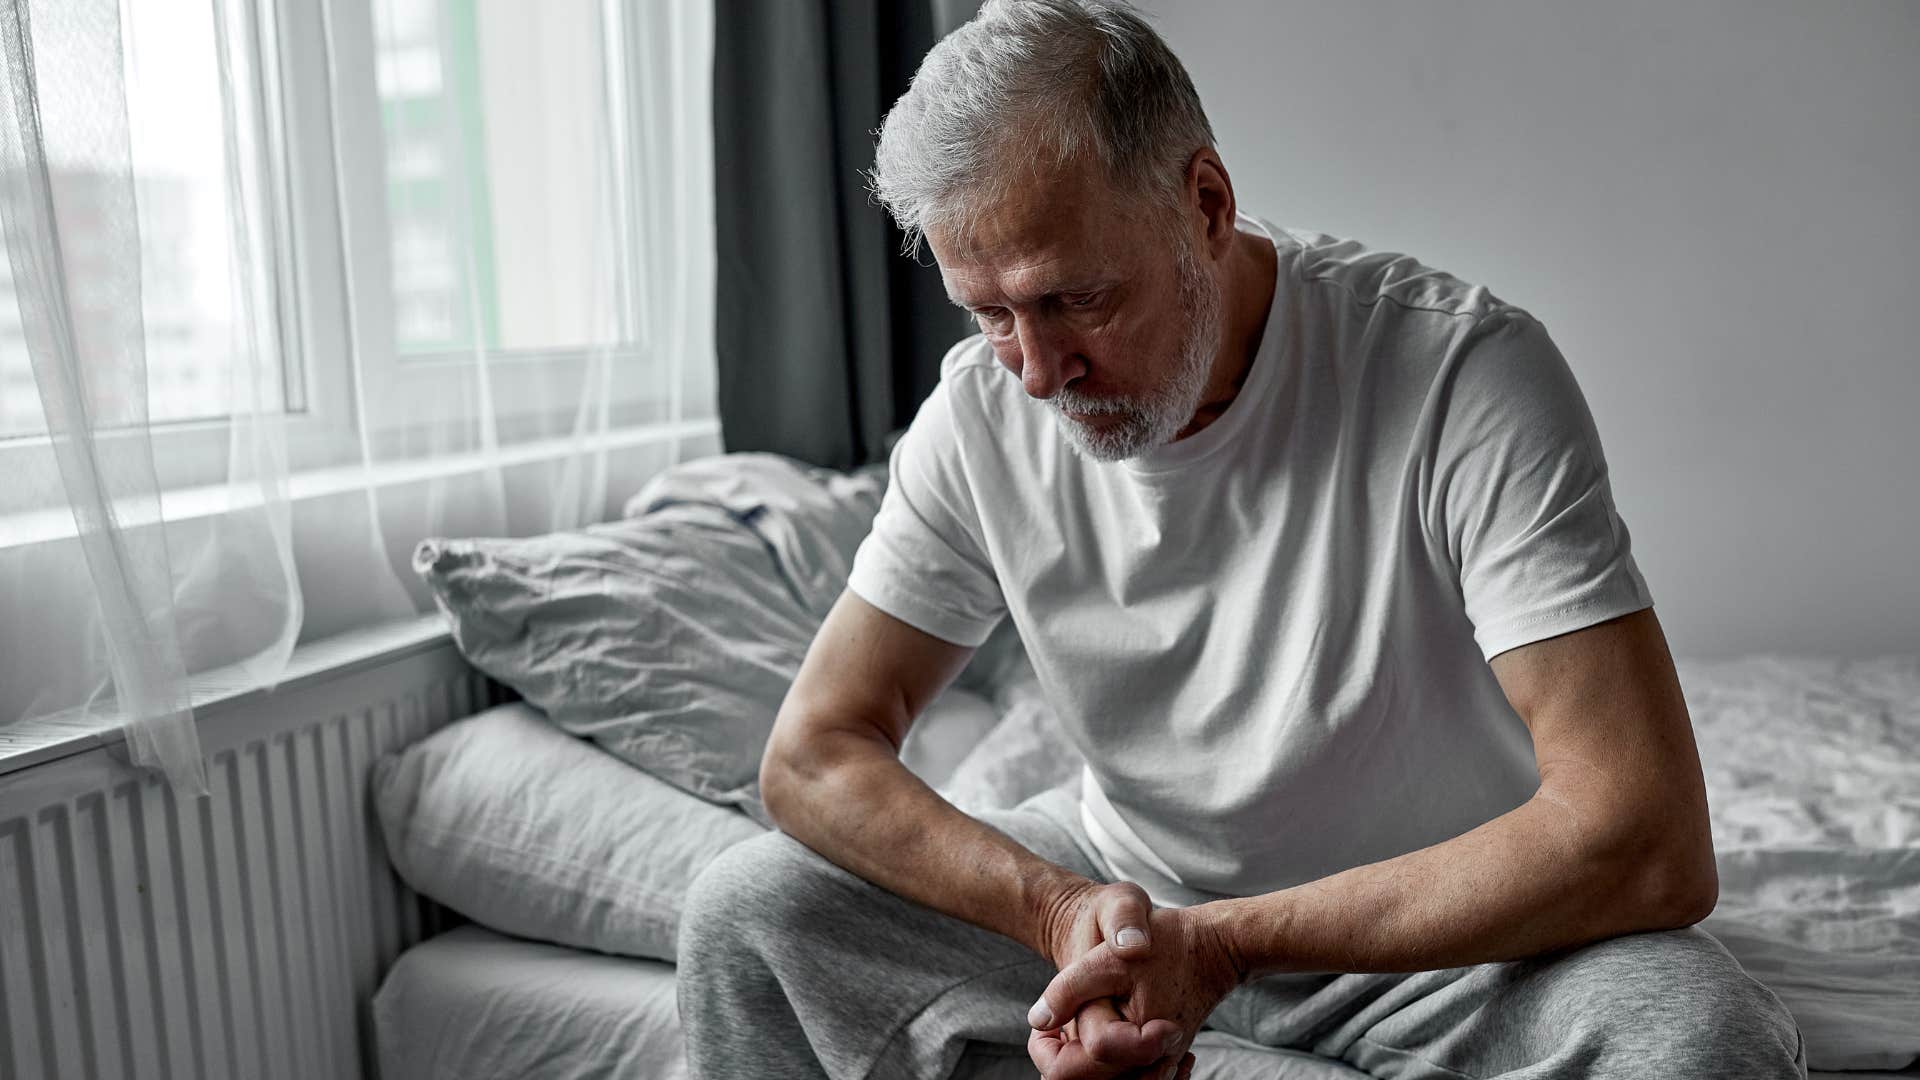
[
  {"left": 373, "top": 0, "right": 619, "bottom": 358},
  {"left": 0, "top": 0, "right": 285, "bottom": 441}
]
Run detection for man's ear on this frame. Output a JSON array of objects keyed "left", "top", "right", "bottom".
[{"left": 1187, "top": 147, "right": 1238, "bottom": 261}]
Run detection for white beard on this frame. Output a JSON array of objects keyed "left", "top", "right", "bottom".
[{"left": 1049, "top": 244, "right": 1224, "bottom": 463}]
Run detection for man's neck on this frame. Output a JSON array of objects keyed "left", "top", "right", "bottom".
[{"left": 1175, "top": 226, "right": 1280, "bottom": 441}]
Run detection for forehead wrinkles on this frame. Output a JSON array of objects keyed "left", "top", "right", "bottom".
[
  {"left": 945, "top": 252, "right": 1097, "bottom": 307},
  {"left": 933, "top": 189, "right": 1177, "bottom": 309}
]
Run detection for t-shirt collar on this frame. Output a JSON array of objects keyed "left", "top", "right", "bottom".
[{"left": 1120, "top": 213, "right": 1289, "bottom": 479}]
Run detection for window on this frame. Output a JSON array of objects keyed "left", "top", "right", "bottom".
[
  {"left": 0, "top": 0, "right": 713, "bottom": 516},
  {"left": 0, "top": 0, "right": 289, "bottom": 442},
  {"left": 0, "top": 0, "right": 715, "bottom": 732}
]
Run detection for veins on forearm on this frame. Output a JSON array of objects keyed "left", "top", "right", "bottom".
[{"left": 1221, "top": 796, "right": 1634, "bottom": 978}]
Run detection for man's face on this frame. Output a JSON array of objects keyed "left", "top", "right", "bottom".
[{"left": 926, "top": 158, "right": 1223, "bottom": 462}]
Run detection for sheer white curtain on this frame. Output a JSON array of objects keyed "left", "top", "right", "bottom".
[
  {"left": 0, "top": 0, "right": 716, "bottom": 792},
  {"left": 308, "top": 0, "right": 717, "bottom": 632},
  {"left": 0, "top": 0, "right": 293, "bottom": 793}
]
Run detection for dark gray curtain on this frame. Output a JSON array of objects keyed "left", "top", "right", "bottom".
[{"left": 713, "top": 1, "right": 976, "bottom": 471}]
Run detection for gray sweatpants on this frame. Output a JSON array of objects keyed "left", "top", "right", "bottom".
[{"left": 676, "top": 785, "right": 1806, "bottom": 1080}]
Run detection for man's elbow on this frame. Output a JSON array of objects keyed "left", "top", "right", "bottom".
[
  {"left": 1600, "top": 820, "right": 1718, "bottom": 931},
  {"left": 758, "top": 707, "right": 898, "bottom": 831},
  {"left": 1643, "top": 843, "right": 1720, "bottom": 928},
  {"left": 758, "top": 711, "right": 813, "bottom": 831},
  {"left": 1556, "top": 793, "right": 1719, "bottom": 932}
]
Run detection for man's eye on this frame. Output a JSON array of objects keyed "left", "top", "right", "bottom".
[
  {"left": 975, "top": 308, "right": 1010, "bottom": 326},
  {"left": 1064, "top": 293, "right": 1098, "bottom": 309}
]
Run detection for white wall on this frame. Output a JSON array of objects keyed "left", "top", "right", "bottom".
[{"left": 1139, "top": 0, "right": 1919, "bottom": 659}]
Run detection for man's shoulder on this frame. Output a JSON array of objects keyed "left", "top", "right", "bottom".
[{"left": 1272, "top": 224, "right": 1526, "bottom": 327}]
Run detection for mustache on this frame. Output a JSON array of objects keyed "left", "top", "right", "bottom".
[{"left": 1050, "top": 387, "right": 1131, "bottom": 415}]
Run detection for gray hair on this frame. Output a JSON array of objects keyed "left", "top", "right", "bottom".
[{"left": 870, "top": 0, "right": 1216, "bottom": 255}]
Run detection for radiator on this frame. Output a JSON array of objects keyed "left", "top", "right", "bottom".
[{"left": 0, "top": 620, "right": 504, "bottom": 1080}]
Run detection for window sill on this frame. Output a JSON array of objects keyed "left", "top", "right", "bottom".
[{"left": 0, "top": 611, "right": 461, "bottom": 778}]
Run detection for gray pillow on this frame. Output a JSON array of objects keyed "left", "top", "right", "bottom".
[
  {"left": 411, "top": 454, "right": 889, "bottom": 823},
  {"left": 412, "top": 452, "right": 1025, "bottom": 823},
  {"left": 375, "top": 689, "right": 1006, "bottom": 961},
  {"left": 373, "top": 702, "right": 767, "bottom": 961}
]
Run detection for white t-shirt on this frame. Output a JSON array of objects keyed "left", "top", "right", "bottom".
[{"left": 845, "top": 214, "right": 1654, "bottom": 906}]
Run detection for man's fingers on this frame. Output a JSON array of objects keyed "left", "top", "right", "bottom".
[
  {"left": 1070, "top": 998, "right": 1165, "bottom": 1071},
  {"left": 1027, "top": 1026, "right": 1066, "bottom": 1075},
  {"left": 1034, "top": 1024, "right": 1134, "bottom": 1080},
  {"left": 1134, "top": 1025, "right": 1188, "bottom": 1080},
  {"left": 1138, "top": 1017, "right": 1183, "bottom": 1055},
  {"left": 1030, "top": 944, "right": 1131, "bottom": 1030},
  {"left": 1096, "top": 882, "right": 1153, "bottom": 955},
  {"left": 1029, "top": 1007, "right": 1190, "bottom": 1080}
]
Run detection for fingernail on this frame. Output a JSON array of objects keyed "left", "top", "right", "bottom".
[
  {"left": 1027, "top": 998, "right": 1054, "bottom": 1029},
  {"left": 1116, "top": 926, "right": 1147, "bottom": 948}
]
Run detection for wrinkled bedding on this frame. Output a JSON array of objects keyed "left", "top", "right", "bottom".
[
  {"left": 1687, "top": 655, "right": 1920, "bottom": 851},
  {"left": 1682, "top": 655, "right": 1920, "bottom": 1071}
]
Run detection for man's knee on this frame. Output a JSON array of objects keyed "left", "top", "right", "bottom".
[
  {"left": 680, "top": 830, "right": 839, "bottom": 965},
  {"left": 1537, "top": 928, "right": 1804, "bottom": 1078}
]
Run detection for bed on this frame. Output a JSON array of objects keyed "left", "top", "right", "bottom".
[{"left": 371, "top": 452, "right": 1920, "bottom": 1079}]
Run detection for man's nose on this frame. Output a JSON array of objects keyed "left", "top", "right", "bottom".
[{"left": 1014, "top": 319, "right": 1084, "bottom": 400}]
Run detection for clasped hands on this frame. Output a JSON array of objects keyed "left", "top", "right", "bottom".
[{"left": 1029, "top": 880, "right": 1243, "bottom": 1080}]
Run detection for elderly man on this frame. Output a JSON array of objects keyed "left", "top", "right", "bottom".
[{"left": 679, "top": 2, "right": 1806, "bottom": 1078}]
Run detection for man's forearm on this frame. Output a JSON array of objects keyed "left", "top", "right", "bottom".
[
  {"left": 1195, "top": 788, "right": 1717, "bottom": 979},
  {"left": 762, "top": 726, "right": 1084, "bottom": 958}
]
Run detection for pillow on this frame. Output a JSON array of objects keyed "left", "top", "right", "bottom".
[
  {"left": 414, "top": 452, "right": 1031, "bottom": 824},
  {"left": 376, "top": 689, "right": 1004, "bottom": 960},
  {"left": 373, "top": 702, "right": 766, "bottom": 961},
  {"left": 621, "top": 452, "right": 889, "bottom": 622},
  {"left": 415, "top": 502, "right": 808, "bottom": 824},
  {"left": 412, "top": 454, "right": 886, "bottom": 823}
]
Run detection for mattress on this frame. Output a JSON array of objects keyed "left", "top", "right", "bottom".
[{"left": 373, "top": 925, "right": 689, "bottom": 1080}]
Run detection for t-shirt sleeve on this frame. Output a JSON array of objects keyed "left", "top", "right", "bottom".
[
  {"left": 1425, "top": 311, "right": 1654, "bottom": 661},
  {"left": 845, "top": 369, "right": 1008, "bottom": 648}
]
